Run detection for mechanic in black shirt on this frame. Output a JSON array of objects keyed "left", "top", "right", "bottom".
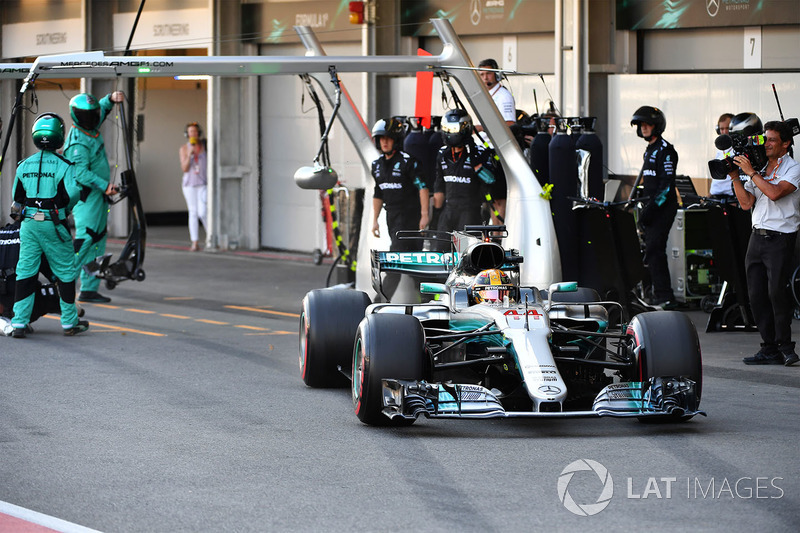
[
  {"left": 434, "top": 109, "right": 495, "bottom": 233},
  {"left": 370, "top": 117, "right": 429, "bottom": 251},
  {"left": 630, "top": 106, "right": 679, "bottom": 306}
]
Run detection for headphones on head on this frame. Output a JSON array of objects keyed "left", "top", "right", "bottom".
[
  {"left": 479, "top": 58, "right": 503, "bottom": 82},
  {"left": 184, "top": 122, "right": 203, "bottom": 138}
]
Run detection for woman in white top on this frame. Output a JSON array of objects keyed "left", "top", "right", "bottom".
[{"left": 178, "top": 122, "right": 208, "bottom": 251}]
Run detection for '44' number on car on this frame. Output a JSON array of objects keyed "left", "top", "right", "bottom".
[{"left": 504, "top": 309, "right": 542, "bottom": 320}]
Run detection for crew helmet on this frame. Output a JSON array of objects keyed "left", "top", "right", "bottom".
[
  {"left": 31, "top": 113, "right": 65, "bottom": 150},
  {"left": 69, "top": 93, "right": 101, "bottom": 131},
  {"left": 630, "top": 105, "right": 666, "bottom": 139},
  {"left": 471, "top": 269, "right": 515, "bottom": 304},
  {"left": 371, "top": 117, "right": 405, "bottom": 153},
  {"left": 730, "top": 112, "right": 763, "bottom": 137},
  {"left": 441, "top": 108, "right": 473, "bottom": 147}
]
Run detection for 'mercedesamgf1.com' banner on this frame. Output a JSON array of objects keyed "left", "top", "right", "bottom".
[{"left": 617, "top": 0, "right": 800, "bottom": 30}]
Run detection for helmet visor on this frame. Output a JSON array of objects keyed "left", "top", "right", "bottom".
[
  {"left": 73, "top": 108, "right": 100, "bottom": 130},
  {"left": 441, "top": 121, "right": 464, "bottom": 134}
]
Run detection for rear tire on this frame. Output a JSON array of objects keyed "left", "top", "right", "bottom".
[
  {"left": 628, "top": 311, "right": 702, "bottom": 421},
  {"left": 352, "top": 313, "right": 426, "bottom": 426},
  {"left": 299, "top": 289, "right": 371, "bottom": 388}
]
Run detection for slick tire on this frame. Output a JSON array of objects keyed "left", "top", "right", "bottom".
[
  {"left": 299, "top": 289, "right": 371, "bottom": 388},
  {"left": 628, "top": 311, "right": 702, "bottom": 421},
  {"left": 353, "top": 313, "right": 425, "bottom": 426}
]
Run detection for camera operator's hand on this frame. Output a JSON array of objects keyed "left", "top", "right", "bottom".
[{"left": 733, "top": 154, "right": 755, "bottom": 178}]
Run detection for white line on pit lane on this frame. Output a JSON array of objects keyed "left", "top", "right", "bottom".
[{"left": 0, "top": 500, "right": 102, "bottom": 533}]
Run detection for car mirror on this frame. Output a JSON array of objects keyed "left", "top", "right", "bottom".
[
  {"left": 420, "top": 282, "right": 447, "bottom": 295},
  {"left": 546, "top": 281, "right": 577, "bottom": 308},
  {"left": 294, "top": 164, "right": 338, "bottom": 190}
]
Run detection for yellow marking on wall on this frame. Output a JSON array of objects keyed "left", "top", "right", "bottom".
[
  {"left": 90, "top": 303, "right": 119, "bottom": 309},
  {"left": 161, "top": 313, "right": 191, "bottom": 319},
  {"left": 235, "top": 324, "right": 269, "bottom": 331},
  {"left": 196, "top": 319, "right": 229, "bottom": 325},
  {"left": 126, "top": 308, "right": 156, "bottom": 314},
  {"left": 164, "top": 296, "right": 194, "bottom": 300},
  {"left": 225, "top": 305, "right": 300, "bottom": 318}
]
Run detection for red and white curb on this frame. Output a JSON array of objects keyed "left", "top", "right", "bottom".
[{"left": 0, "top": 500, "right": 101, "bottom": 533}]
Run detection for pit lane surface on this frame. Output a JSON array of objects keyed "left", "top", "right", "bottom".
[{"left": 1, "top": 229, "right": 798, "bottom": 532}]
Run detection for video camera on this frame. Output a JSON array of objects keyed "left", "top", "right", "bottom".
[{"left": 708, "top": 131, "right": 768, "bottom": 180}]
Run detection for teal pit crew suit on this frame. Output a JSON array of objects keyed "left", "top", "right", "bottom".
[
  {"left": 63, "top": 92, "right": 119, "bottom": 302},
  {"left": 11, "top": 113, "right": 88, "bottom": 337}
]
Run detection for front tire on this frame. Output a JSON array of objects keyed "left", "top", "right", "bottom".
[
  {"left": 299, "top": 289, "right": 371, "bottom": 388},
  {"left": 627, "top": 311, "right": 702, "bottom": 420},
  {"left": 352, "top": 313, "right": 426, "bottom": 426}
]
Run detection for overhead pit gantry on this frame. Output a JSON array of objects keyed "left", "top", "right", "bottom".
[{"left": 0, "top": 18, "right": 561, "bottom": 292}]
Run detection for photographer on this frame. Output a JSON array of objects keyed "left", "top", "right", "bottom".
[{"left": 731, "top": 120, "right": 800, "bottom": 366}]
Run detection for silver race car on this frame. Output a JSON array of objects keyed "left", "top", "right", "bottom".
[{"left": 300, "top": 227, "right": 703, "bottom": 426}]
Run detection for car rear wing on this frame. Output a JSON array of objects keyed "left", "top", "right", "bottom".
[
  {"left": 371, "top": 250, "right": 455, "bottom": 278},
  {"left": 371, "top": 248, "right": 455, "bottom": 302}
]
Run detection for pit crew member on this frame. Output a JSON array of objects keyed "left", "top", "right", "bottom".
[
  {"left": 434, "top": 109, "right": 495, "bottom": 233},
  {"left": 64, "top": 91, "right": 123, "bottom": 303},
  {"left": 370, "top": 117, "right": 429, "bottom": 251},
  {"left": 631, "top": 105, "right": 679, "bottom": 307},
  {"left": 10, "top": 113, "right": 89, "bottom": 338}
]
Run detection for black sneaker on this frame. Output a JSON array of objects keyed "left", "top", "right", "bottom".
[
  {"left": 64, "top": 320, "right": 90, "bottom": 336},
  {"left": 79, "top": 291, "right": 111, "bottom": 303},
  {"left": 782, "top": 351, "right": 799, "bottom": 366},
  {"left": 743, "top": 350, "right": 783, "bottom": 365},
  {"left": 11, "top": 327, "right": 26, "bottom": 339}
]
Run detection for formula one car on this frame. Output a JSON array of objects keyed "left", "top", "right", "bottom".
[{"left": 299, "top": 226, "right": 704, "bottom": 426}]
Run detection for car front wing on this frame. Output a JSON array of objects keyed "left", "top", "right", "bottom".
[{"left": 381, "top": 377, "right": 705, "bottom": 420}]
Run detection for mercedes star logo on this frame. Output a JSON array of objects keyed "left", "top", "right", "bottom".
[
  {"left": 470, "top": 0, "right": 482, "bottom": 26},
  {"left": 539, "top": 385, "right": 561, "bottom": 394},
  {"left": 706, "top": 0, "right": 720, "bottom": 17}
]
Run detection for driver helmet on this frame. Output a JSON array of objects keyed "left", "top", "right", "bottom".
[
  {"left": 730, "top": 112, "right": 763, "bottom": 137},
  {"left": 69, "top": 93, "right": 101, "bottom": 131},
  {"left": 630, "top": 105, "right": 666, "bottom": 140},
  {"left": 372, "top": 117, "right": 405, "bottom": 153},
  {"left": 472, "top": 269, "right": 515, "bottom": 304},
  {"left": 31, "top": 113, "right": 65, "bottom": 151},
  {"left": 441, "top": 109, "right": 473, "bottom": 147}
]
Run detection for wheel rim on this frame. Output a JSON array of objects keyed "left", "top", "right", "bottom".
[
  {"left": 299, "top": 311, "right": 309, "bottom": 378},
  {"left": 352, "top": 337, "right": 365, "bottom": 413}
]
